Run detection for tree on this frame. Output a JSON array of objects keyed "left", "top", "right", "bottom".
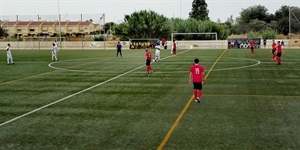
[
  {"left": 189, "top": 0, "right": 209, "bottom": 21},
  {"left": 0, "top": 26, "right": 5, "bottom": 37},
  {"left": 225, "top": 15, "right": 235, "bottom": 25},
  {"left": 114, "top": 10, "right": 171, "bottom": 39},
  {"left": 114, "top": 22, "right": 129, "bottom": 40},
  {"left": 239, "top": 5, "right": 270, "bottom": 23},
  {"left": 275, "top": 6, "right": 300, "bottom": 35},
  {"left": 248, "top": 19, "right": 267, "bottom": 32}
]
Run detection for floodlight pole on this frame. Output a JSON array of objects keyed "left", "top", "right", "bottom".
[
  {"left": 289, "top": 6, "right": 291, "bottom": 49},
  {"left": 17, "top": 15, "right": 19, "bottom": 50},
  {"left": 103, "top": 14, "right": 106, "bottom": 50},
  {"left": 58, "top": 0, "right": 62, "bottom": 49},
  {"left": 38, "top": 15, "right": 41, "bottom": 49},
  {"left": 180, "top": 0, "right": 182, "bottom": 19}
]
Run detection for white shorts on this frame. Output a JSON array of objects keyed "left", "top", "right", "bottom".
[{"left": 155, "top": 50, "right": 160, "bottom": 57}]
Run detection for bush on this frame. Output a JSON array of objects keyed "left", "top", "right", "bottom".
[
  {"left": 94, "top": 35, "right": 106, "bottom": 41},
  {"left": 261, "top": 29, "right": 277, "bottom": 39}
]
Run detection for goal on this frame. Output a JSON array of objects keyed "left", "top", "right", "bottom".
[
  {"left": 171, "top": 32, "right": 219, "bottom": 49},
  {"left": 22, "top": 37, "right": 65, "bottom": 49}
]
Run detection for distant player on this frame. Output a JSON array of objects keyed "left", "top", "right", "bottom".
[
  {"left": 250, "top": 39, "right": 255, "bottom": 54},
  {"left": 51, "top": 43, "right": 58, "bottom": 61},
  {"left": 154, "top": 45, "right": 160, "bottom": 61},
  {"left": 189, "top": 58, "right": 205, "bottom": 103},
  {"left": 276, "top": 41, "right": 282, "bottom": 65},
  {"left": 161, "top": 38, "right": 166, "bottom": 47},
  {"left": 172, "top": 40, "right": 177, "bottom": 55},
  {"left": 271, "top": 40, "right": 277, "bottom": 61},
  {"left": 145, "top": 49, "right": 153, "bottom": 74},
  {"left": 116, "top": 41, "right": 122, "bottom": 57},
  {"left": 54, "top": 40, "right": 59, "bottom": 53},
  {"left": 281, "top": 40, "right": 284, "bottom": 47},
  {"left": 5, "top": 43, "right": 14, "bottom": 65}
]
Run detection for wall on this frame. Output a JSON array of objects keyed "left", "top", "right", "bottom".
[{"left": 0, "top": 40, "right": 297, "bottom": 50}]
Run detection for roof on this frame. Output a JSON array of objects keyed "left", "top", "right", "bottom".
[
  {"left": 1, "top": 21, "right": 17, "bottom": 26},
  {"left": 42, "top": 22, "right": 56, "bottom": 26},
  {"left": 17, "top": 21, "right": 31, "bottom": 26},
  {"left": 67, "top": 21, "right": 80, "bottom": 26},
  {"left": 79, "top": 21, "right": 92, "bottom": 25}
]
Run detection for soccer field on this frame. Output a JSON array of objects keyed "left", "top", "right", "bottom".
[{"left": 0, "top": 48, "right": 299, "bottom": 149}]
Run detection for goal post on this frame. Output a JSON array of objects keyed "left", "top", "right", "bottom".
[
  {"left": 288, "top": 6, "right": 300, "bottom": 48},
  {"left": 171, "top": 32, "right": 219, "bottom": 49}
]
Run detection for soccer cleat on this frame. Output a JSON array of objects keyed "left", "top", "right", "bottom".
[
  {"left": 195, "top": 99, "right": 201, "bottom": 103},
  {"left": 277, "top": 62, "right": 281, "bottom": 65}
]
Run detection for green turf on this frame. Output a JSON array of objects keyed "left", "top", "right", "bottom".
[{"left": 0, "top": 48, "right": 299, "bottom": 149}]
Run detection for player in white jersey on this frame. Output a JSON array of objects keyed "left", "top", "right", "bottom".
[
  {"left": 54, "top": 40, "right": 59, "bottom": 53},
  {"left": 51, "top": 43, "right": 59, "bottom": 61},
  {"left": 154, "top": 45, "right": 160, "bottom": 61},
  {"left": 5, "top": 43, "right": 14, "bottom": 65}
]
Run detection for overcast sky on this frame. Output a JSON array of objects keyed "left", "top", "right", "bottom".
[{"left": 0, "top": 0, "right": 299, "bottom": 23}]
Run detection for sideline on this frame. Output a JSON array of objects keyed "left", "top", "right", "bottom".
[
  {"left": 0, "top": 49, "right": 191, "bottom": 127},
  {"left": 157, "top": 49, "right": 228, "bottom": 150}
]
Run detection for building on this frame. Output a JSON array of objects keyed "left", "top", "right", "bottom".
[{"left": 0, "top": 20, "right": 102, "bottom": 37}]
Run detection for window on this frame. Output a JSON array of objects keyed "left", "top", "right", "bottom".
[
  {"left": 29, "top": 29, "right": 35, "bottom": 32},
  {"left": 42, "top": 27, "right": 48, "bottom": 31},
  {"left": 18, "top": 28, "right": 22, "bottom": 32}
]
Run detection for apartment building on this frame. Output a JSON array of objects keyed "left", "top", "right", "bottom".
[{"left": 0, "top": 20, "right": 102, "bottom": 37}]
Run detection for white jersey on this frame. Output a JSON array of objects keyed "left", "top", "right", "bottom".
[
  {"left": 55, "top": 42, "right": 59, "bottom": 52},
  {"left": 6, "top": 45, "right": 13, "bottom": 64},
  {"left": 6, "top": 46, "right": 11, "bottom": 54},
  {"left": 154, "top": 45, "right": 160, "bottom": 61},
  {"left": 155, "top": 45, "right": 160, "bottom": 51},
  {"left": 51, "top": 45, "right": 58, "bottom": 54}
]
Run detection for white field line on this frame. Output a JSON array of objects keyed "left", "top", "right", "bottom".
[{"left": 0, "top": 49, "right": 191, "bottom": 127}]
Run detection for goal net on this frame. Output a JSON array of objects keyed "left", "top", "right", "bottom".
[
  {"left": 22, "top": 37, "right": 65, "bottom": 49},
  {"left": 171, "top": 32, "right": 220, "bottom": 49}
]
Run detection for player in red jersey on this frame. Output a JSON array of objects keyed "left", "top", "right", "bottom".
[
  {"left": 145, "top": 49, "right": 153, "bottom": 73},
  {"left": 189, "top": 58, "right": 205, "bottom": 103},
  {"left": 172, "top": 40, "right": 177, "bottom": 56},
  {"left": 276, "top": 41, "right": 282, "bottom": 65},
  {"left": 250, "top": 39, "right": 255, "bottom": 54},
  {"left": 271, "top": 40, "right": 277, "bottom": 61}
]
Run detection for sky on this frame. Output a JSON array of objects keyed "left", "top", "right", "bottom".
[{"left": 0, "top": 0, "right": 299, "bottom": 23}]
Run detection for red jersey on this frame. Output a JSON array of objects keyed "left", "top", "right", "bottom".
[
  {"left": 250, "top": 40, "right": 254, "bottom": 47},
  {"left": 173, "top": 42, "right": 177, "bottom": 49},
  {"left": 146, "top": 51, "right": 151, "bottom": 60},
  {"left": 189, "top": 64, "right": 205, "bottom": 82},
  {"left": 277, "top": 43, "right": 282, "bottom": 53},
  {"left": 272, "top": 42, "right": 277, "bottom": 50},
  {"left": 162, "top": 38, "right": 166, "bottom": 44}
]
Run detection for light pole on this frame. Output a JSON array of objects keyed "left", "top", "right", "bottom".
[
  {"left": 38, "top": 15, "right": 41, "bottom": 49},
  {"left": 289, "top": 6, "right": 291, "bottom": 49},
  {"left": 58, "top": 0, "right": 62, "bottom": 49},
  {"left": 180, "top": 0, "right": 182, "bottom": 19}
]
